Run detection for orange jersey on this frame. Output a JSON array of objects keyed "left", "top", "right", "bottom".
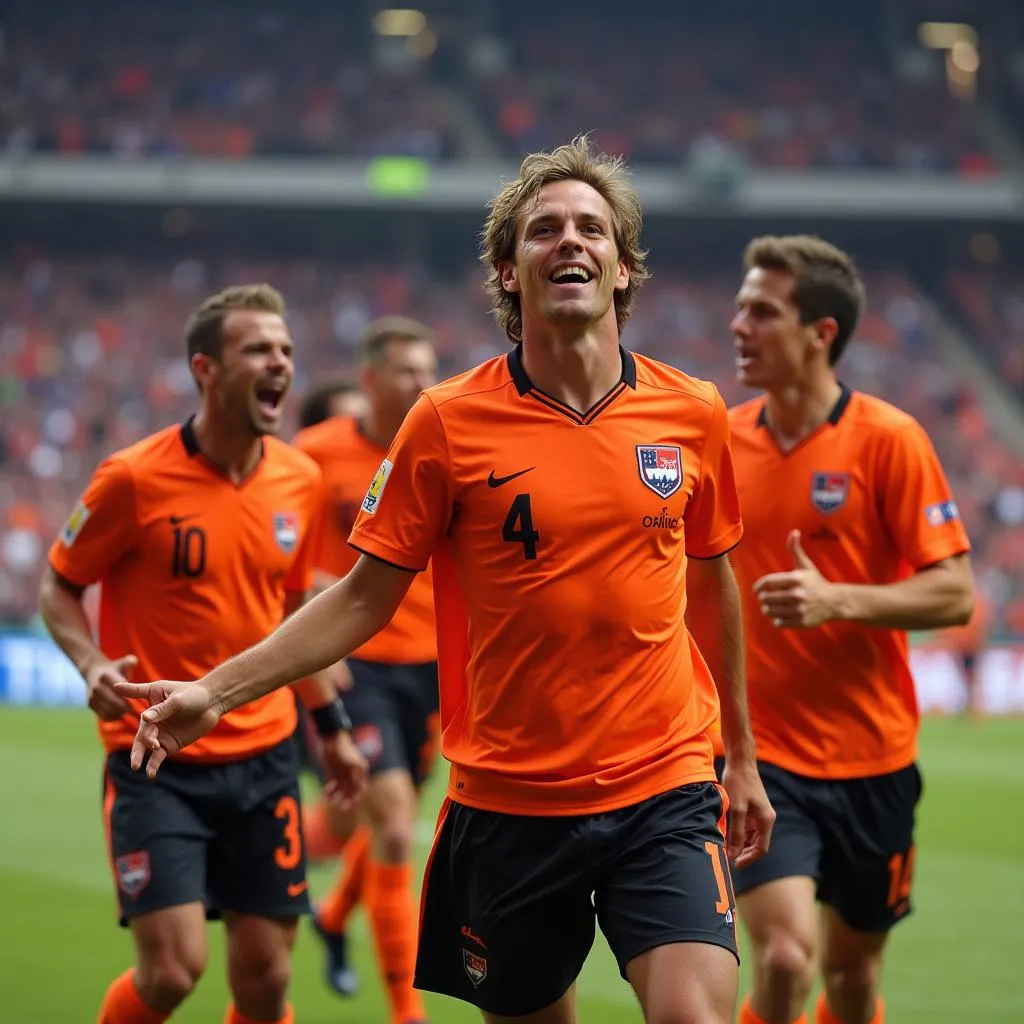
[
  {"left": 293, "top": 416, "right": 435, "bottom": 663},
  {"left": 349, "top": 347, "right": 743, "bottom": 816},
  {"left": 728, "top": 387, "right": 971, "bottom": 779},
  {"left": 49, "top": 419, "right": 325, "bottom": 762}
]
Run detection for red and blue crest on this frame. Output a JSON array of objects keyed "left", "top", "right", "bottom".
[
  {"left": 636, "top": 445, "right": 682, "bottom": 498},
  {"left": 273, "top": 512, "right": 299, "bottom": 554},
  {"left": 810, "top": 473, "right": 849, "bottom": 515}
]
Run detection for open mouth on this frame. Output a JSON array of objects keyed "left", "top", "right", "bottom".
[
  {"left": 549, "top": 265, "right": 593, "bottom": 285},
  {"left": 255, "top": 387, "right": 285, "bottom": 416}
]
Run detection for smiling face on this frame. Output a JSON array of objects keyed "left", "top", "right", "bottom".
[
  {"left": 499, "top": 179, "right": 630, "bottom": 337},
  {"left": 192, "top": 309, "right": 294, "bottom": 436}
]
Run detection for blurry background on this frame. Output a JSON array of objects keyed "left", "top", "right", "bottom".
[{"left": 0, "top": 1, "right": 1022, "bottom": 1020}]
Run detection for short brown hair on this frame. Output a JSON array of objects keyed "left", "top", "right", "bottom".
[
  {"left": 743, "top": 235, "right": 865, "bottom": 366},
  {"left": 361, "top": 316, "right": 434, "bottom": 365},
  {"left": 481, "top": 134, "right": 651, "bottom": 344},
  {"left": 185, "top": 283, "right": 286, "bottom": 362},
  {"left": 297, "top": 379, "right": 362, "bottom": 429}
]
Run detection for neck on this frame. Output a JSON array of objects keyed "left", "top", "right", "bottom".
[
  {"left": 763, "top": 370, "right": 843, "bottom": 450},
  {"left": 361, "top": 406, "right": 402, "bottom": 451},
  {"left": 191, "top": 407, "right": 263, "bottom": 483},
  {"left": 520, "top": 321, "right": 622, "bottom": 413}
]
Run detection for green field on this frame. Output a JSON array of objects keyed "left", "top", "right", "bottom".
[{"left": 1, "top": 710, "right": 1022, "bottom": 1023}]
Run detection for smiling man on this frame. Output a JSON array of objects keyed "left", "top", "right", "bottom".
[
  {"left": 725, "top": 236, "right": 975, "bottom": 1024},
  {"left": 38, "top": 283, "right": 366, "bottom": 1024},
  {"left": 113, "top": 139, "right": 774, "bottom": 1024}
]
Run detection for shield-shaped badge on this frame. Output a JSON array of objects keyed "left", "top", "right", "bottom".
[
  {"left": 810, "top": 473, "right": 849, "bottom": 515},
  {"left": 273, "top": 512, "right": 299, "bottom": 553},
  {"left": 636, "top": 445, "right": 683, "bottom": 499}
]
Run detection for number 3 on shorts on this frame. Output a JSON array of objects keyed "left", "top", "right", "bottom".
[
  {"left": 274, "top": 795, "right": 302, "bottom": 870},
  {"left": 704, "top": 840, "right": 731, "bottom": 914}
]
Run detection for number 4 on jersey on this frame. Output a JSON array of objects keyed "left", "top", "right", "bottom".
[{"left": 502, "top": 493, "right": 540, "bottom": 560}]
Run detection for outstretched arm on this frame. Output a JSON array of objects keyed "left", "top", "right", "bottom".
[{"left": 116, "top": 554, "right": 414, "bottom": 775}]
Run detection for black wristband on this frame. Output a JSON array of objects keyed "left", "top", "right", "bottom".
[{"left": 310, "top": 697, "right": 353, "bottom": 737}]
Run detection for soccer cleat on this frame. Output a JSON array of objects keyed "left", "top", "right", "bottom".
[{"left": 311, "top": 914, "right": 359, "bottom": 997}]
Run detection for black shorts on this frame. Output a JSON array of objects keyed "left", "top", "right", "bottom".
[
  {"left": 720, "top": 758, "right": 923, "bottom": 933},
  {"left": 415, "top": 782, "right": 738, "bottom": 1017},
  {"left": 344, "top": 658, "right": 439, "bottom": 787},
  {"left": 103, "top": 738, "right": 309, "bottom": 926}
]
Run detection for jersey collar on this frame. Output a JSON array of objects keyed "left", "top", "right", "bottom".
[{"left": 756, "top": 383, "right": 852, "bottom": 429}]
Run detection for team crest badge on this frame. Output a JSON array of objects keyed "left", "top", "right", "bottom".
[
  {"left": 462, "top": 949, "right": 487, "bottom": 987},
  {"left": 810, "top": 473, "right": 849, "bottom": 515},
  {"left": 273, "top": 512, "right": 299, "bottom": 553},
  {"left": 353, "top": 724, "right": 383, "bottom": 765},
  {"left": 116, "top": 852, "right": 151, "bottom": 898},
  {"left": 636, "top": 445, "right": 682, "bottom": 498}
]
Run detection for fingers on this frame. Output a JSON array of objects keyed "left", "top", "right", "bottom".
[
  {"left": 114, "top": 654, "right": 139, "bottom": 674},
  {"left": 145, "top": 745, "right": 168, "bottom": 779},
  {"left": 753, "top": 573, "right": 798, "bottom": 594},
  {"left": 88, "top": 682, "right": 131, "bottom": 721},
  {"left": 113, "top": 681, "right": 155, "bottom": 700},
  {"left": 726, "top": 806, "right": 746, "bottom": 864},
  {"left": 141, "top": 698, "right": 177, "bottom": 724}
]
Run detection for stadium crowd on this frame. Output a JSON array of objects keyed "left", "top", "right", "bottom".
[
  {"left": 0, "top": 1, "right": 999, "bottom": 172},
  {"left": 1, "top": 253, "right": 1022, "bottom": 636}
]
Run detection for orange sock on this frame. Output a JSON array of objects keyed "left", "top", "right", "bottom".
[
  {"left": 739, "top": 994, "right": 807, "bottom": 1024},
  {"left": 223, "top": 1006, "right": 294, "bottom": 1024},
  {"left": 97, "top": 969, "right": 168, "bottom": 1024},
  {"left": 317, "top": 825, "right": 370, "bottom": 934},
  {"left": 815, "top": 993, "right": 884, "bottom": 1024},
  {"left": 302, "top": 798, "right": 347, "bottom": 861},
  {"left": 364, "top": 857, "right": 426, "bottom": 1024}
]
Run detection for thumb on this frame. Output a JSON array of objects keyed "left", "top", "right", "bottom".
[
  {"left": 788, "top": 529, "right": 813, "bottom": 569},
  {"left": 114, "top": 654, "right": 138, "bottom": 675},
  {"left": 141, "top": 697, "right": 176, "bottom": 724}
]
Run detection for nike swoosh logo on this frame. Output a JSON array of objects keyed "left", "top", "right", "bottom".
[
  {"left": 487, "top": 467, "right": 535, "bottom": 488},
  {"left": 169, "top": 514, "right": 201, "bottom": 525},
  {"left": 286, "top": 881, "right": 308, "bottom": 898}
]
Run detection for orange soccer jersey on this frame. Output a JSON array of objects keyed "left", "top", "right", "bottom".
[
  {"left": 293, "top": 416, "right": 435, "bottom": 663},
  {"left": 728, "top": 387, "right": 971, "bottom": 778},
  {"left": 49, "top": 419, "right": 324, "bottom": 761},
  {"left": 349, "top": 347, "right": 743, "bottom": 816}
]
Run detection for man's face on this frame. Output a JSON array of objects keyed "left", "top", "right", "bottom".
[
  {"left": 195, "top": 309, "right": 294, "bottom": 436},
  {"left": 501, "top": 179, "right": 629, "bottom": 334},
  {"left": 731, "top": 267, "right": 820, "bottom": 390},
  {"left": 364, "top": 338, "right": 438, "bottom": 420}
]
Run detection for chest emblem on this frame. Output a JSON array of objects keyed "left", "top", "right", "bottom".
[
  {"left": 636, "top": 445, "right": 683, "bottom": 499},
  {"left": 273, "top": 511, "right": 299, "bottom": 554},
  {"left": 810, "top": 473, "right": 849, "bottom": 515}
]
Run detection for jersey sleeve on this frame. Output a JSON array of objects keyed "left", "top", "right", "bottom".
[
  {"left": 285, "top": 471, "right": 326, "bottom": 594},
  {"left": 685, "top": 389, "right": 744, "bottom": 559},
  {"left": 348, "top": 394, "right": 452, "bottom": 572},
  {"left": 878, "top": 420, "right": 971, "bottom": 569},
  {"left": 48, "top": 456, "right": 139, "bottom": 587}
]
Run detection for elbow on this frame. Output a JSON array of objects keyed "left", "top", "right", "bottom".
[{"left": 948, "top": 586, "right": 975, "bottom": 628}]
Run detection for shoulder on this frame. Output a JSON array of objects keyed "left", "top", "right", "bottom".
[
  {"left": 265, "top": 435, "right": 323, "bottom": 484},
  {"left": 631, "top": 353, "right": 722, "bottom": 412},
  {"left": 422, "top": 354, "right": 516, "bottom": 413},
  {"left": 292, "top": 416, "right": 354, "bottom": 457},
  {"left": 103, "top": 423, "right": 185, "bottom": 480},
  {"left": 726, "top": 397, "right": 763, "bottom": 434},
  {"left": 847, "top": 391, "right": 920, "bottom": 434}
]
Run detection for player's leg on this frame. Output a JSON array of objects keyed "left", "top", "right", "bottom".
[
  {"left": 595, "top": 782, "right": 740, "bottom": 1024},
  {"left": 731, "top": 763, "right": 824, "bottom": 1024},
  {"left": 99, "top": 753, "right": 212, "bottom": 1022},
  {"left": 627, "top": 942, "right": 738, "bottom": 1024},
  {"left": 221, "top": 911, "right": 299, "bottom": 1023},
  {"left": 357, "top": 660, "right": 442, "bottom": 1023},
  {"left": 209, "top": 739, "right": 311, "bottom": 1024},
  {"left": 415, "top": 799, "right": 596, "bottom": 1020},
  {"left": 815, "top": 911, "right": 887, "bottom": 1024},
  {"left": 814, "top": 763, "right": 922, "bottom": 1024}
]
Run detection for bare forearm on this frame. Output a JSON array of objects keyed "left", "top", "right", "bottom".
[
  {"left": 207, "top": 576, "right": 390, "bottom": 714},
  {"left": 831, "top": 561, "right": 974, "bottom": 630},
  {"left": 687, "top": 558, "right": 755, "bottom": 762},
  {"left": 38, "top": 575, "right": 104, "bottom": 676}
]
